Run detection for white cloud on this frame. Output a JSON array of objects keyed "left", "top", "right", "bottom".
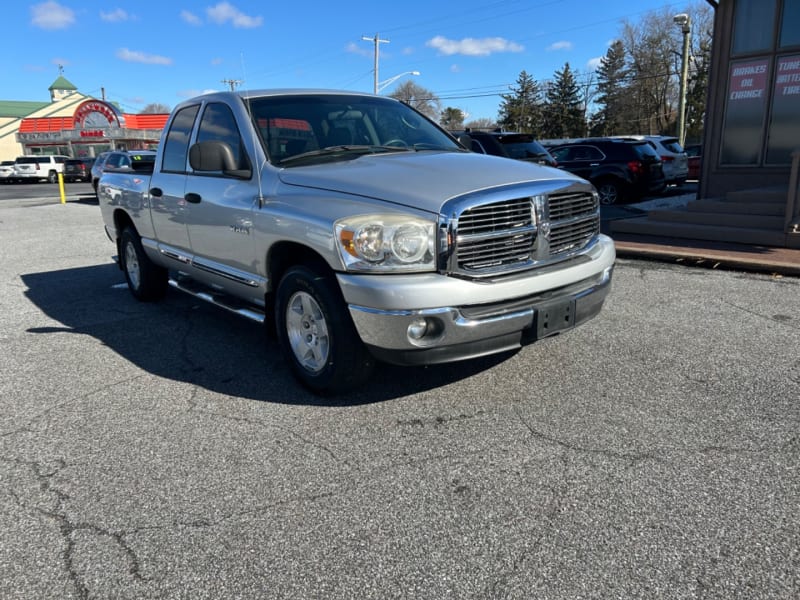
[
  {"left": 180, "top": 10, "right": 202, "bottom": 25},
  {"left": 450, "top": 64, "right": 460, "bottom": 73},
  {"left": 547, "top": 41, "right": 573, "bottom": 52},
  {"left": 345, "top": 42, "right": 372, "bottom": 57},
  {"left": 426, "top": 36, "right": 523, "bottom": 57},
  {"left": 31, "top": 1, "right": 75, "bottom": 30},
  {"left": 211, "top": 57, "right": 224, "bottom": 66},
  {"left": 100, "top": 9, "right": 131, "bottom": 22},
  {"left": 587, "top": 56, "right": 603, "bottom": 71},
  {"left": 116, "top": 48, "right": 173, "bottom": 65},
  {"left": 206, "top": 2, "right": 262, "bottom": 28}
]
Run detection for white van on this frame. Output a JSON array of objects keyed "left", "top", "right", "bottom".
[{"left": 12, "top": 155, "right": 70, "bottom": 183}]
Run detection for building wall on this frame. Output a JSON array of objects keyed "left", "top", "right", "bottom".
[
  {"left": 701, "top": 0, "right": 800, "bottom": 198},
  {"left": 0, "top": 92, "right": 89, "bottom": 161}
]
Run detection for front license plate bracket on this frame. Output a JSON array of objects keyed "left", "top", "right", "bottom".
[{"left": 535, "top": 298, "right": 576, "bottom": 338}]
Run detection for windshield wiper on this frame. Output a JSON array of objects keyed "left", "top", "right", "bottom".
[{"left": 278, "top": 145, "right": 410, "bottom": 166}]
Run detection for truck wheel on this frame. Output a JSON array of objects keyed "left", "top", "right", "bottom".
[
  {"left": 48, "top": 171, "right": 57, "bottom": 184},
  {"left": 276, "top": 265, "right": 374, "bottom": 394},
  {"left": 119, "top": 227, "right": 168, "bottom": 302}
]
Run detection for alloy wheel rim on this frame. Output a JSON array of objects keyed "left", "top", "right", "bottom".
[
  {"left": 124, "top": 242, "right": 141, "bottom": 289},
  {"left": 285, "top": 291, "right": 329, "bottom": 373}
]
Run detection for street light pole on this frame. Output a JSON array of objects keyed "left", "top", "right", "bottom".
[
  {"left": 674, "top": 13, "right": 691, "bottom": 147},
  {"left": 377, "top": 71, "right": 420, "bottom": 93},
  {"left": 362, "top": 33, "right": 390, "bottom": 94}
]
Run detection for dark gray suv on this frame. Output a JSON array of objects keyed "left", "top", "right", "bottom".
[{"left": 548, "top": 138, "right": 666, "bottom": 204}]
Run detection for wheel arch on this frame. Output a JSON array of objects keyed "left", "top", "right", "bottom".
[
  {"left": 264, "top": 241, "right": 340, "bottom": 337},
  {"left": 113, "top": 210, "right": 137, "bottom": 264}
]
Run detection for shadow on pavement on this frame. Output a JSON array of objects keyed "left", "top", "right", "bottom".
[{"left": 21, "top": 264, "right": 513, "bottom": 406}]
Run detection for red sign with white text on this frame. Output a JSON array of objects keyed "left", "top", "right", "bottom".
[{"left": 728, "top": 59, "right": 769, "bottom": 101}]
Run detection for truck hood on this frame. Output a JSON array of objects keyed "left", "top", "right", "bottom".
[{"left": 277, "top": 151, "right": 585, "bottom": 214}]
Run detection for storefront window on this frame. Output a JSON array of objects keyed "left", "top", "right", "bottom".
[
  {"left": 781, "top": 0, "right": 800, "bottom": 47},
  {"left": 766, "top": 54, "right": 800, "bottom": 163},
  {"left": 732, "top": 0, "right": 777, "bottom": 54},
  {"left": 720, "top": 59, "right": 770, "bottom": 165}
]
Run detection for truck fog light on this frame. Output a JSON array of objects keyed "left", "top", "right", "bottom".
[{"left": 407, "top": 318, "right": 428, "bottom": 340}]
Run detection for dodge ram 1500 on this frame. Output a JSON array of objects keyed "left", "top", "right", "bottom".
[{"left": 98, "top": 89, "right": 615, "bottom": 393}]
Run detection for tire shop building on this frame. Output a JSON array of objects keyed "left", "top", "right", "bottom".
[{"left": 613, "top": 0, "right": 800, "bottom": 248}]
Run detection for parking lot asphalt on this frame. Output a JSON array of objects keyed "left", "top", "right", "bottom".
[{"left": 1, "top": 193, "right": 798, "bottom": 598}]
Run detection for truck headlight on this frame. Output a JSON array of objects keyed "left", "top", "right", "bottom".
[{"left": 335, "top": 215, "right": 436, "bottom": 272}]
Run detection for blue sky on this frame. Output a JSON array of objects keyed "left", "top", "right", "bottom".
[{"left": 6, "top": 0, "right": 703, "bottom": 121}]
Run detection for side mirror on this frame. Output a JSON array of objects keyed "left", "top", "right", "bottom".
[
  {"left": 457, "top": 133, "right": 472, "bottom": 149},
  {"left": 189, "top": 141, "right": 251, "bottom": 178}
]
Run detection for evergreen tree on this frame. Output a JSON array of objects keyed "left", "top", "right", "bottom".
[
  {"left": 497, "top": 70, "right": 544, "bottom": 134},
  {"left": 542, "top": 63, "right": 586, "bottom": 139},
  {"left": 440, "top": 107, "right": 465, "bottom": 130},
  {"left": 590, "top": 41, "right": 628, "bottom": 136}
]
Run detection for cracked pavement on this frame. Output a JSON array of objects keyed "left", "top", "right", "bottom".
[{"left": 1, "top": 196, "right": 798, "bottom": 599}]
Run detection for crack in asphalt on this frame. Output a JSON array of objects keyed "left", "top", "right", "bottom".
[{"left": 5, "top": 454, "right": 337, "bottom": 598}]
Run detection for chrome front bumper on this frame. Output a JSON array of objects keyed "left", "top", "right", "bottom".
[{"left": 340, "top": 236, "right": 615, "bottom": 366}]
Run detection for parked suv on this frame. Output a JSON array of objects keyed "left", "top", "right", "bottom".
[
  {"left": 456, "top": 130, "right": 557, "bottom": 167},
  {"left": 613, "top": 135, "right": 688, "bottom": 186},
  {"left": 91, "top": 150, "right": 157, "bottom": 196},
  {"left": 549, "top": 138, "right": 666, "bottom": 204},
  {"left": 12, "top": 155, "right": 69, "bottom": 183},
  {"left": 63, "top": 157, "right": 95, "bottom": 182}
]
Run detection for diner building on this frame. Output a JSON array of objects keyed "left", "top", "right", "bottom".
[{"left": 0, "top": 75, "right": 167, "bottom": 161}]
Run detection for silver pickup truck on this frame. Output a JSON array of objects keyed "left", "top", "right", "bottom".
[{"left": 98, "top": 90, "right": 615, "bottom": 393}]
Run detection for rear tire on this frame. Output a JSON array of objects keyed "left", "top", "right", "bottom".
[
  {"left": 595, "top": 179, "right": 624, "bottom": 205},
  {"left": 47, "top": 171, "right": 57, "bottom": 184},
  {"left": 119, "top": 227, "right": 168, "bottom": 302},
  {"left": 275, "top": 264, "right": 374, "bottom": 394}
]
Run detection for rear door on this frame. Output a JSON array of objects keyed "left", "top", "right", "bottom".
[
  {"left": 551, "top": 145, "right": 600, "bottom": 181},
  {"left": 148, "top": 104, "right": 200, "bottom": 257}
]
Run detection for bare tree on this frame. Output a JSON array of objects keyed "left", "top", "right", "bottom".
[
  {"left": 141, "top": 102, "right": 170, "bottom": 114},
  {"left": 465, "top": 117, "right": 497, "bottom": 131},
  {"left": 388, "top": 82, "right": 441, "bottom": 122}
]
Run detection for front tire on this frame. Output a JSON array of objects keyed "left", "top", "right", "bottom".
[
  {"left": 275, "top": 265, "right": 374, "bottom": 394},
  {"left": 119, "top": 227, "right": 168, "bottom": 302}
]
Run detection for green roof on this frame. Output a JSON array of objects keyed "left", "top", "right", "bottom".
[
  {"left": 48, "top": 76, "right": 78, "bottom": 91},
  {"left": 0, "top": 100, "right": 50, "bottom": 118}
]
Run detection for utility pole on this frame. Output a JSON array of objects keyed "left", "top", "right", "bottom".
[
  {"left": 221, "top": 78, "right": 243, "bottom": 91},
  {"left": 673, "top": 14, "right": 691, "bottom": 147},
  {"left": 362, "top": 33, "right": 389, "bottom": 94}
]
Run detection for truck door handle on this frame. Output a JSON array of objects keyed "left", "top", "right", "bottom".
[
  {"left": 149, "top": 187, "right": 163, "bottom": 197},
  {"left": 185, "top": 193, "right": 202, "bottom": 204}
]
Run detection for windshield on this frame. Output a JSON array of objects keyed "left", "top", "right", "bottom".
[
  {"left": 246, "top": 94, "right": 461, "bottom": 166},
  {"left": 633, "top": 142, "right": 661, "bottom": 160}
]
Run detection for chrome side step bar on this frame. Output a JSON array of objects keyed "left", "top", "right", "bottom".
[{"left": 168, "top": 277, "right": 266, "bottom": 324}]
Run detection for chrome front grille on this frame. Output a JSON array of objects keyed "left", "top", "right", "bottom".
[
  {"left": 548, "top": 190, "right": 599, "bottom": 256},
  {"left": 455, "top": 197, "right": 534, "bottom": 270},
  {"left": 451, "top": 188, "right": 599, "bottom": 276}
]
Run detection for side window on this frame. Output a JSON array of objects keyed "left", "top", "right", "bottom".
[
  {"left": 550, "top": 147, "right": 572, "bottom": 162},
  {"left": 195, "top": 102, "right": 249, "bottom": 172},
  {"left": 584, "top": 146, "right": 604, "bottom": 160},
  {"left": 161, "top": 104, "right": 200, "bottom": 173}
]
